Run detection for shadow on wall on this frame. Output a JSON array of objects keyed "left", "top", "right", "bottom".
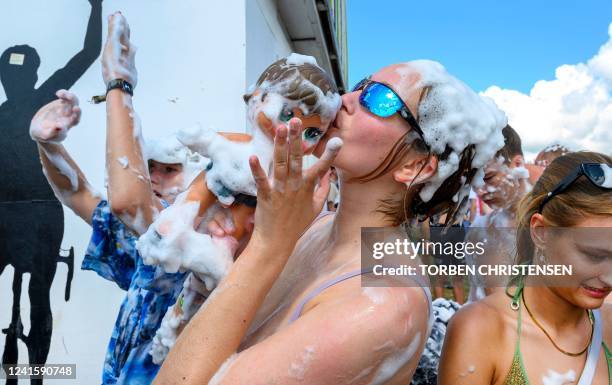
[{"left": 0, "top": 1, "right": 102, "bottom": 384}]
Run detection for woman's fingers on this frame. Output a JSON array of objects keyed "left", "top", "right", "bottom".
[
  {"left": 305, "top": 137, "right": 343, "bottom": 184},
  {"left": 272, "top": 125, "right": 288, "bottom": 187},
  {"left": 56, "top": 89, "right": 78, "bottom": 105},
  {"left": 72, "top": 106, "right": 82, "bottom": 125},
  {"left": 313, "top": 170, "right": 332, "bottom": 210},
  {"left": 249, "top": 155, "right": 271, "bottom": 199},
  {"left": 288, "top": 118, "right": 303, "bottom": 188}
]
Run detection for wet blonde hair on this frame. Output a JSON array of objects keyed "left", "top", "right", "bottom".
[{"left": 515, "top": 151, "right": 612, "bottom": 264}]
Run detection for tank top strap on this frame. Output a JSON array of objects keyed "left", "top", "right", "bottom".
[
  {"left": 287, "top": 268, "right": 371, "bottom": 324},
  {"left": 287, "top": 267, "right": 432, "bottom": 325},
  {"left": 502, "top": 278, "right": 530, "bottom": 385},
  {"left": 604, "top": 342, "right": 611, "bottom": 384}
]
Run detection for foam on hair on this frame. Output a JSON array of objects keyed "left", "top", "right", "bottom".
[
  {"left": 395, "top": 61, "right": 507, "bottom": 222},
  {"left": 244, "top": 55, "right": 341, "bottom": 129},
  {"left": 144, "top": 134, "right": 209, "bottom": 188}
]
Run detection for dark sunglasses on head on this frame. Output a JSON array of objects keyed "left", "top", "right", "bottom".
[
  {"left": 538, "top": 162, "right": 612, "bottom": 213},
  {"left": 352, "top": 77, "right": 427, "bottom": 145}
]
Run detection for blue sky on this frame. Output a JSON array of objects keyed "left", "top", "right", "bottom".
[{"left": 347, "top": 0, "right": 612, "bottom": 93}]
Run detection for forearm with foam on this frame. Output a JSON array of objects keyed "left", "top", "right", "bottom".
[
  {"left": 105, "top": 89, "right": 156, "bottom": 228},
  {"left": 38, "top": 141, "right": 97, "bottom": 219},
  {"left": 154, "top": 242, "right": 289, "bottom": 385}
]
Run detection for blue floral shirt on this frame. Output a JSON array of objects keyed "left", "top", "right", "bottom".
[{"left": 82, "top": 200, "right": 186, "bottom": 385}]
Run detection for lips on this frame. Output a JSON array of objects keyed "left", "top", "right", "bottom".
[{"left": 581, "top": 284, "right": 611, "bottom": 299}]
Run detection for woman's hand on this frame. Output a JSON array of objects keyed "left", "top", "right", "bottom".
[
  {"left": 248, "top": 118, "right": 342, "bottom": 257},
  {"left": 30, "top": 90, "right": 81, "bottom": 143},
  {"left": 102, "top": 12, "right": 137, "bottom": 86}
]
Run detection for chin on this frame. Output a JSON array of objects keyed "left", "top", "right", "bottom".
[{"left": 566, "top": 287, "right": 610, "bottom": 310}]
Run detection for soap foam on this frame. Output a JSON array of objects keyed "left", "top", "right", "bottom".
[
  {"left": 144, "top": 133, "right": 209, "bottom": 189},
  {"left": 368, "top": 332, "right": 421, "bottom": 385},
  {"left": 395, "top": 61, "right": 506, "bottom": 219},
  {"left": 136, "top": 192, "right": 234, "bottom": 289}
]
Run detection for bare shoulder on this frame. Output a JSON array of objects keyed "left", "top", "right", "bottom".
[
  {"left": 308, "top": 279, "right": 431, "bottom": 344},
  {"left": 438, "top": 293, "right": 510, "bottom": 385},
  {"left": 222, "top": 284, "right": 429, "bottom": 385},
  {"left": 448, "top": 293, "right": 508, "bottom": 344}
]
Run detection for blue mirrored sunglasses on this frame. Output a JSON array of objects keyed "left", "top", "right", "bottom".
[{"left": 352, "top": 77, "right": 427, "bottom": 144}]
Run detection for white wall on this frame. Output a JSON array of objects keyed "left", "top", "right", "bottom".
[
  {"left": 0, "top": 1, "right": 251, "bottom": 383},
  {"left": 246, "top": 0, "right": 293, "bottom": 88},
  {"left": 245, "top": 0, "right": 319, "bottom": 167}
]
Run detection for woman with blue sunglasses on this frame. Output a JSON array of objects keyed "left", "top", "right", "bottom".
[{"left": 155, "top": 61, "right": 506, "bottom": 385}]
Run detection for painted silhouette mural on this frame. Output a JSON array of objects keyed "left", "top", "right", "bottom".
[{"left": 0, "top": 1, "right": 102, "bottom": 383}]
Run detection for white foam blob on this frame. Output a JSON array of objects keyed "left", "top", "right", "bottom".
[
  {"left": 459, "top": 364, "right": 477, "bottom": 377},
  {"left": 150, "top": 273, "right": 210, "bottom": 364},
  {"left": 144, "top": 134, "right": 209, "bottom": 189},
  {"left": 208, "top": 353, "right": 239, "bottom": 385},
  {"left": 368, "top": 332, "right": 421, "bottom": 385},
  {"left": 117, "top": 156, "right": 129, "bottom": 169},
  {"left": 150, "top": 302, "right": 181, "bottom": 364},
  {"left": 362, "top": 287, "right": 387, "bottom": 305},
  {"left": 177, "top": 123, "right": 272, "bottom": 205},
  {"left": 285, "top": 53, "right": 320, "bottom": 67},
  {"left": 326, "top": 137, "right": 343, "bottom": 152},
  {"left": 511, "top": 166, "right": 530, "bottom": 180},
  {"left": 542, "top": 369, "right": 576, "bottom": 385},
  {"left": 288, "top": 345, "right": 316, "bottom": 381},
  {"left": 136, "top": 192, "right": 234, "bottom": 290}
]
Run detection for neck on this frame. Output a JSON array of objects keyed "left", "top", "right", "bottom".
[
  {"left": 522, "top": 285, "right": 588, "bottom": 332},
  {"left": 330, "top": 173, "right": 403, "bottom": 247}
]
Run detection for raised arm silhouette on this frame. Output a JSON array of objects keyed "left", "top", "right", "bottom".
[{"left": 0, "top": 1, "right": 102, "bottom": 384}]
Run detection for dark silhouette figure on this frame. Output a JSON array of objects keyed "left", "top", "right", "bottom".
[{"left": 0, "top": 1, "right": 102, "bottom": 383}]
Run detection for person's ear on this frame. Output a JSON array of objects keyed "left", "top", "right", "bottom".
[
  {"left": 393, "top": 153, "right": 437, "bottom": 186},
  {"left": 529, "top": 213, "right": 547, "bottom": 250}
]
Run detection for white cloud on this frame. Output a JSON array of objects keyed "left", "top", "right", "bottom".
[{"left": 483, "top": 23, "right": 612, "bottom": 161}]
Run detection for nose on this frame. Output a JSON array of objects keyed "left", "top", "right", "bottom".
[
  {"left": 149, "top": 169, "right": 160, "bottom": 185},
  {"left": 341, "top": 91, "right": 358, "bottom": 115}
]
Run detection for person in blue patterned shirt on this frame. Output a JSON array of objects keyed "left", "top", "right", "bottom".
[{"left": 30, "top": 87, "right": 207, "bottom": 384}]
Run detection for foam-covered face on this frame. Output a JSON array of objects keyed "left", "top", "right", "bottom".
[
  {"left": 477, "top": 157, "right": 527, "bottom": 209},
  {"left": 315, "top": 64, "right": 421, "bottom": 179},
  {"left": 251, "top": 89, "right": 329, "bottom": 154},
  {"left": 148, "top": 160, "right": 184, "bottom": 204},
  {"left": 538, "top": 216, "right": 612, "bottom": 309}
]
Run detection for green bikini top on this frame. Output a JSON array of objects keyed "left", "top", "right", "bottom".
[{"left": 502, "top": 282, "right": 611, "bottom": 385}]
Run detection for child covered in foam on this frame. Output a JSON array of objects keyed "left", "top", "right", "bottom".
[{"left": 139, "top": 54, "right": 341, "bottom": 363}]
